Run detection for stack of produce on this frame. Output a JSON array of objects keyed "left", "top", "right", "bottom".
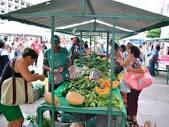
[
  {"left": 61, "top": 72, "right": 123, "bottom": 109},
  {"left": 74, "top": 54, "right": 110, "bottom": 77}
]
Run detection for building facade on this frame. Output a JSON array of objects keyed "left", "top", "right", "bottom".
[{"left": 0, "top": 0, "right": 31, "bottom": 14}]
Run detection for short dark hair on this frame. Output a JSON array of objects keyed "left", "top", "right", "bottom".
[
  {"left": 22, "top": 47, "right": 38, "bottom": 59},
  {"left": 156, "top": 45, "right": 160, "bottom": 51},
  {"left": 120, "top": 44, "right": 126, "bottom": 52},
  {"left": 130, "top": 46, "right": 140, "bottom": 58},
  {"left": 114, "top": 43, "right": 119, "bottom": 50},
  {"left": 84, "top": 42, "right": 88, "bottom": 49}
]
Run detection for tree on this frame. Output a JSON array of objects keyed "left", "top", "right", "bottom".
[{"left": 146, "top": 28, "right": 161, "bottom": 38}]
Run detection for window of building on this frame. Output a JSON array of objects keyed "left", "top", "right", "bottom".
[
  {"left": 21, "top": 2, "right": 25, "bottom": 5},
  {"left": 8, "top": 4, "right": 12, "bottom": 8},
  {"left": 15, "top": 6, "right": 18, "bottom": 9},
  {"left": 1, "top": 10, "right": 5, "bottom": 13},
  {"left": 14, "top": 0, "right": 19, "bottom": 3},
  {"left": 1, "top": 2, "right": 5, "bottom": 6}
]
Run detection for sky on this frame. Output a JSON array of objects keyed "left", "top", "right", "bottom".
[{"left": 114, "top": 0, "right": 169, "bottom": 15}]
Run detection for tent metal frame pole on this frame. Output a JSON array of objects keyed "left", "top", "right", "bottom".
[
  {"left": 108, "top": 19, "right": 116, "bottom": 127},
  {"left": 106, "top": 32, "right": 110, "bottom": 59},
  {"left": 80, "top": 0, "right": 85, "bottom": 14},
  {"left": 90, "top": 35, "right": 92, "bottom": 54},
  {"left": 50, "top": 16, "right": 55, "bottom": 127}
]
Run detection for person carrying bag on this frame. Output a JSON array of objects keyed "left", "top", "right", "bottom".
[
  {"left": 122, "top": 46, "right": 147, "bottom": 127},
  {"left": 1, "top": 59, "right": 34, "bottom": 105},
  {"left": 0, "top": 48, "right": 45, "bottom": 127}
]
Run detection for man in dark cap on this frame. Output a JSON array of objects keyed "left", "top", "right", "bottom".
[
  {"left": 0, "top": 38, "right": 9, "bottom": 76},
  {"left": 43, "top": 35, "right": 70, "bottom": 120},
  {"left": 43, "top": 35, "right": 70, "bottom": 90}
]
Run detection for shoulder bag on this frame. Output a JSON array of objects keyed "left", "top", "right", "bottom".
[
  {"left": 123, "top": 67, "right": 152, "bottom": 90},
  {"left": 1, "top": 59, "right": 34, "bottom": 106}
]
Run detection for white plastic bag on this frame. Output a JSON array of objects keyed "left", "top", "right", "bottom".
[
  {"left": 89, "top": 68, "right": 102, "bottom": 80},
  {"left": 68, "top": 65, "right": 81, "bottom": 80},
  {"left": 54, "top": 73, "right": 64, "bottom": 84},
  {"left": 68, "top": 65, "right": 89, "bottom": 80},
  {"left": 120, "top": 79, "right": 131, "bottom": 93}
]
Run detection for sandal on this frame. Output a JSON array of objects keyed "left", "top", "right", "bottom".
[
  {"left": 126, "top": 116, "right": 133, "bottom": 127},
  {"left": 126, "top": 116, "right": 139, "bottom": 127},
  {"left": 131, "top": 121, "right": 139, "bottom": 127}
]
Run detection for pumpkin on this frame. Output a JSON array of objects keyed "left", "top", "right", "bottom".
[
  {"left": 44, "top": 92, "right": 59, "bottom": 105},
  {"left": 95, "top": 86, "right": 110, "bottom": 95},
  {"left": 102, "top": 80, "right": 119, "bottom": 89},
  {"left": 66, "top": 92, "right": 85, "bottom": 105},
  {"left": 102, "top": 80, "right": 110, "bottom": 87}
]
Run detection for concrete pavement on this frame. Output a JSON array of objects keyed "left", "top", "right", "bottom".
[{"left": 137, "top": 72, "right": 169, "bottom": 126}]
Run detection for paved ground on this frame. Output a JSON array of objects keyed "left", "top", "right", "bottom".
[
  {"left": 0, "top": 71, "right": 169, "bottom": 127},
  {"left": 137, "top": 71, "right": 169, "bottom": 127}
]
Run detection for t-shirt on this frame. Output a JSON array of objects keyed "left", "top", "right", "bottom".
[{"left": 44, "top": 47, "right": 69, "bottom": 84}]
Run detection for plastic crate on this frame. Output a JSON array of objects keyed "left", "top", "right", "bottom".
[
  {"left": 55, "top": 122, "right": 86, "bottom": 127},
  {"left": 61, "top": 113, "right": 96, "bottom": 127},
  {"left": 33, "top": 88, "right": 40, "bottom": 101}
]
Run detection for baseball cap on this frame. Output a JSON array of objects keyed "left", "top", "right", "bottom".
[{"left": 52, "top": 35, "right": 60, "bottom": 44}]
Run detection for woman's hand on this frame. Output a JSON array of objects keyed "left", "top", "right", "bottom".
[
  {"left": 38, "top": 74, "right": 45, "bottom": 81},
  {"left": 127, "top": 66, "right": 133, "bottom": 72}
]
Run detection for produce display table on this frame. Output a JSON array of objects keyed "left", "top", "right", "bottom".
[{"left": 37, "top": 83, "right": 126, "bottom": 127}]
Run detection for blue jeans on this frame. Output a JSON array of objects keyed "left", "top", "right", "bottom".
[{"left": 148, "top": 62, "right": 155, "bottom": 76}]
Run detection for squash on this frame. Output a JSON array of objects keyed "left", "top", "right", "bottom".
[
  {"left": 44, "top": 92, "right": 59, "bottom": 105},
  {"left": 102, "top": 80, "right": 119, "bottom": 89},
  {"left": 66, "top": 92, "right": 85, "bottom": 106},
  {"left": 102, "top": 80, "right": 110, "bottom": 87},
  {"left": 95, "top": 86, "right": 110, "bottom": 95}
]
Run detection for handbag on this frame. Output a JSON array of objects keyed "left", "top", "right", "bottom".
[
  {"left": 1, "top": 59, "right": 34, "bottom": 106},
  {"left": 123, "top": 67, "right": 152, "bottom": 90}
]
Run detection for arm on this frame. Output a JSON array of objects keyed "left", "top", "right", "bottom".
[
  {"left": 117, "top": 56, "right": 133, "bottom": 68},
  {"left": 43, "top": 58, "right": 50, "bottom": 71},
  {"left": 43, "top": 49, "right": 50, "bottom": 76}
]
